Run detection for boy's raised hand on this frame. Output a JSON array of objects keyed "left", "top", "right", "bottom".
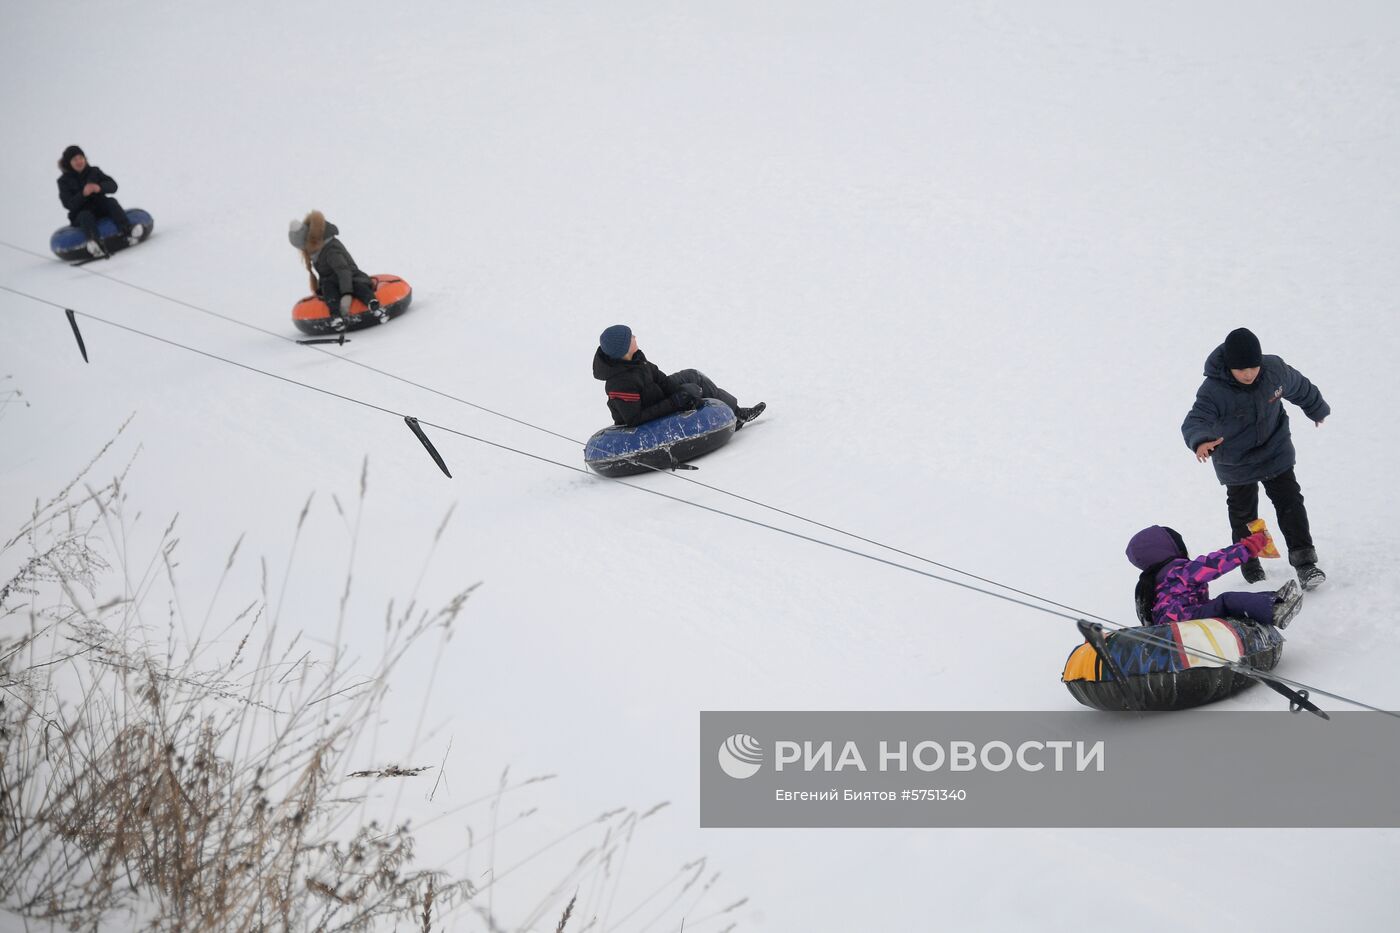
[{"left": 1195, "top": 437, "right": 1224, "bottom": 462}]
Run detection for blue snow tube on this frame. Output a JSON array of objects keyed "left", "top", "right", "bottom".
[
  {"left": 50, "top": 208, "right": 154, "bottom": 261},
  {"left": 584, "top": 399, "right": 737, "bottom": 477},
  {"left": 1062, "top": 616, "right": 1285, "bottom": 711}
]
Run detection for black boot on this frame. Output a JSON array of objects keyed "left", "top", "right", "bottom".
[
  {"left": 734, "top": 402, "right": 766, "bottom": 430},
  {"left": 1272, "top": 580, "right": 1302, "bottom": 630},
  {"left": 1289, "top": 546, "right": 1325, "bottom": 592},
  {"left": 1241, "top": 558, "right": 1265, "bottom": 584}
]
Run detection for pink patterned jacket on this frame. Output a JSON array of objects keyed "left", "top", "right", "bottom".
[{"left": 1149, "top": 543, "right": 1253, "bottom": 625}]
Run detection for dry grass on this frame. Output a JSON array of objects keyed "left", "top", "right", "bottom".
[
  {"left": 1, "top": 429, "right": 747, "bottom": 931},
  {"left": 0, "top": 374, "right": 28, "bottom": 423},
  {"left": 0, "top": 428, "right": 472, "bottom": 931}
]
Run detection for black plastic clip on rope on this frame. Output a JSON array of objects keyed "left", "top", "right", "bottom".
[
  {"left": 1249, "top": 676, "right": 1328, "bottom": 719},
  {"left": 667, "top": 448, "right": 699, "bottom": 471},
  {"left": 405, "top": 416, "right": 452, "bottom": 478},
  {"left": 65, "top": 309, "right": 88, "bottom": 363},
  {"left": 297, "top": 334, "right": 349, "bottom": 347}
]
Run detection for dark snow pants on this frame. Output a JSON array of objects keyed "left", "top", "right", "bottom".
[
  {"left": 1181, "top": 590, "right": 1276, "bottom": 627},
  {"left": 1225, "top": 467, "right": 1316, "bottom": 565},
  {"left": 70, "top": 195, "right": 132, "bottom": 242},
  {"left": 669, "top": 368, "right": 739, "bottom": 417}
]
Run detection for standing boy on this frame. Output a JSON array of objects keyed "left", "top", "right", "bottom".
[{"left": 1181, "top": 327, "right": 1330, "bottom": 589}]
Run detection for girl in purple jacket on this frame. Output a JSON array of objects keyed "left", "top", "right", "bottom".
[{"left": 1125, "top": 525, "right": 1302, "bottom": 630}]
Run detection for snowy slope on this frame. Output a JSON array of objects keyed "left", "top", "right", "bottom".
[{"left": 4, "top": 1, "right": 1400, "bottom": 929}]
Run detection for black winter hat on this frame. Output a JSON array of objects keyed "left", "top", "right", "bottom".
[
  {"left": 59, "top": 145, "right": 85, "bottom": 170},
  {"left": 1223, "top": 327, "right": 1262, "bottom": 369}
]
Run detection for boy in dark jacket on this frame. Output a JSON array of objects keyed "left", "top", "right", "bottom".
[
  {"left": 1181, "top": 328, "right": 1330, "bottom": 590},
  {"left": 1125, "top": 524, "right": 1302, "bottom": 629},
  {"left": 592, "top": 324, "right": 765, "bottom": 429},
  {"left": 56, "top": 145, "right": 143, "bottom": 258},
  {"left": 288, "top": 210, "right": 388, "bottom": 331}
]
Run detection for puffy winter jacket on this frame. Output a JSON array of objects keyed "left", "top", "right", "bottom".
[
  {"left": 57, "top": 165, "right": 118, "bottom": 218},
  {"left": 592, "top": 349, "right": 682, "bottom": 427},
  {"left": 1181, "top": 344, "right": 1330, "bottom": 486},
  {"left": 1125, "top": 524, "right": 1252, "bottom": 625},
  {"left": 312, "top": 237, "right": 372, "bottom": 300}
]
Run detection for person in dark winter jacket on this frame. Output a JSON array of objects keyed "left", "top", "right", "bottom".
[
  {"left": 1181, "top": 328, "right": 1330, "bottom": 591},
  {"left": 288, "top": 210, "right": 387, "bottom": 331},
  {"left": 592, "top": 324, "right": 766, "bottom": 429},
  {"left": 56, "top": 145, "right": 143, "bottom": 258},
  {"left": 1125, "top": 524, "right": 1303, "bottom": 630}
]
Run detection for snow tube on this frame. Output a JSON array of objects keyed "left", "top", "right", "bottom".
[
  {"left": 1061, "top": 617, "right": 1284, "bottom": 712},
  {"left": 49, "top": 208, "right": 154, "bottom": 261},
  {"left": 584, "top": 399, "right": 736, "bottom": 477},
  {"left": 291, "top": 275, "right": 412, "bottom": 335}
]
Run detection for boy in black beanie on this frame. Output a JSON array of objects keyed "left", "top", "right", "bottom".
[{"left": 1181, "top": 327, "right": 1330, "bottom": 590}]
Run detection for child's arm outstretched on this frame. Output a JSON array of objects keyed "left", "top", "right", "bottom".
[
  {"left": 1279, "top": 358, "right": 1330, "bottom": 425},
  {"left": 1180, "top": 532, "right": 1268, "bottom": 585}
]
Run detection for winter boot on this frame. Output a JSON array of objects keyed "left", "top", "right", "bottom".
[
  {"left": 1289, "top": 546, "right": 1326, "bottom": 592},
  {"left": 85, "top": 239, "right": 105, "bottom": 258},
  {"left": 1241, "top": 558, "right": 1266, "bottom": 584},
  {"left": 1271, "top": 579, "right": 1302, "bottom": 630},
  {"left": 1296, "top": 564, "right": 1326, "bottom": 591},
  {"left": 128, "top": 223, "right": 145, "bottom": 247},
  {"left": 368, "top": 298, "right": 389, "bottom": 324},
  {"left": 734, "top": 402, "right": 766, "bottom": 430},
  {"left": 329, "top": 315, "right": 347, "bottom": 332}
]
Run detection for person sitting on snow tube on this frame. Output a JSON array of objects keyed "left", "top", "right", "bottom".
[
  {"left": 57, "top": 145, "right": 144, "bottom": 258},
  {"left": 288, "top": 210, "right": 389, "bottom": 332},
  {"left": 1125, "top": 524, "right": 1303, "bottom": 630},
  {"left": 592, "top": 324, "right": 766, "bottom": 428}
]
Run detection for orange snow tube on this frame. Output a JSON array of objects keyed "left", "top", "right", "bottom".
[{"left": 292, "top": 275, "right": 413, "bottom": 335}]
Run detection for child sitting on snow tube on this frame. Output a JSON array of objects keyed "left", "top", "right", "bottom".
[
  {"left": 288, "top": 211, "right": 389, "bottom": 332},
  {"left": 1125, "top": 524, "right": 1303, "bottom": 630},
  {"left": 56, "top": 145, "right": 145, "bottom": 258},
  {"left": 592, "top": 324, "right": 766, "bottom": 428}
]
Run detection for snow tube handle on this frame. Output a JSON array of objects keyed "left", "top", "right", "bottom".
[{"left": 1076, "top": 619, "right": 1143, "bottom": 712}]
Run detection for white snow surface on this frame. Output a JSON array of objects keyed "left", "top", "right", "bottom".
[{"left": 4, "top": 1, "right": 1400, "bottom": 929}]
